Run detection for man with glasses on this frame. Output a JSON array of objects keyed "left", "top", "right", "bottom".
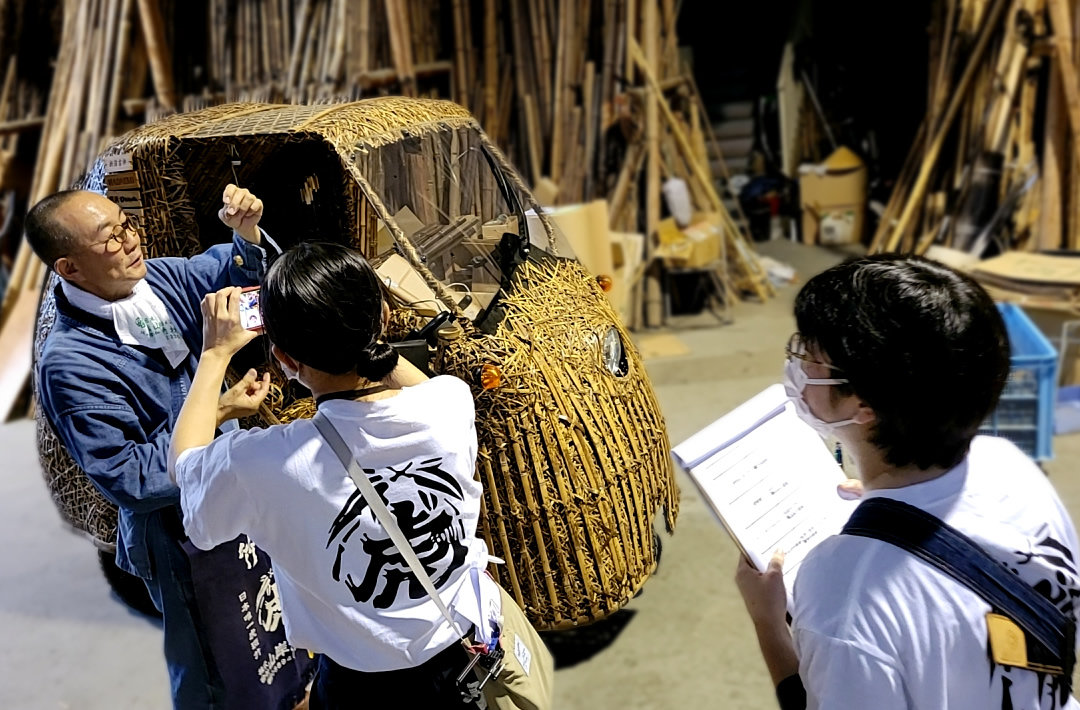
[
  {"left": 734, "top": 255, "right": 1080, "bottom": 709},
  {"left": 27, "top": 185, "right": 277, "bottom": 709}
]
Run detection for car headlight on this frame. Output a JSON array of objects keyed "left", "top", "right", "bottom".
[{"left": 601, "top": 326, "right": 628, "bottom": 377}]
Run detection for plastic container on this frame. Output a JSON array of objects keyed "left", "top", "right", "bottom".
[
  {"left": 978, "top": 303, "right": 1057, "bottom": 460},
  {"left": 1055, "top": 385, "right": 1080, "bottom": 435}
]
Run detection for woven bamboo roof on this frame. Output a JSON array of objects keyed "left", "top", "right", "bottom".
[{"left": 108, "top": 97, "right": 476, "bottom": 153}]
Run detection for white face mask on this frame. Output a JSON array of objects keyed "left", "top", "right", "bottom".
[
  {"left": 277, "top": 360, "right": 299, "bottom": 383},
  {"left": 782, "top": 357, "right": 857, "bottom": 437}
]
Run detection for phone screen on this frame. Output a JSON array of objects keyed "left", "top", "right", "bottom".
[{"left": 239, "top": 288, "right": 263, "bottom": 331}]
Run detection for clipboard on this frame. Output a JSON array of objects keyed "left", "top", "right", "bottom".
[{"left": 672, "top": 384, "right": 859, "bottom": 610}]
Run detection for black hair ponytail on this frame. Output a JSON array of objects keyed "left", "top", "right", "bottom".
[
  {"left": 262, "top": 242, "right": 397, "bottom": 380},
  {"left": 354, "top": 341, "right": 398, "bottom": 381}
]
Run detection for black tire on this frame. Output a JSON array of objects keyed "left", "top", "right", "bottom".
[{"left": 97, "top": 549, "right": 162, "bottom": 619}]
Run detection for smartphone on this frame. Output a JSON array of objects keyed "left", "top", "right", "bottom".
[{"left": 239, "top": 286, "right": 264, "bottom": 331}]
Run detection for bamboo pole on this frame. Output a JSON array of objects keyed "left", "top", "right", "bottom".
[
  {"left": 642, "top": 0, "right": 664, "bottom": 325},
  {"left": 328, "top": 0, "right": 348, "bottom": 85},
  {"left": 551, "top": 0, "right": 568, "bottom": 184},
  {"left": 661, "top": 0, "right": 676, "bottom": 76},
  {"left": 0, "top": 59, "right": 16, "bottom": 133},
  {"left": 451, "top": 0, "right": 468, "bottom": 105},
  {"left": 0, "top": 116, "right": 45, "bottom": 135},
  {"left": 104, "top": 0, "right": 134, "bottom": 139},
  {"left": 523, "top": 93, "right": 543, "bottom": 187},
  {"left": 483, "top": 0, "right": 497, "bottom": 133},
  {"left": 685, "top": 72, "right": 753, "bottom": 233},
  {"left": 868, "top": 120, "right": 928, "bottom": 253},
  {"left": 583, "top": 63, "right": 599, "bottom": 199},
  {"left": 1049, "top": 0, "right": 1080, "bottom": 164},
  {"left": 286, "top": 0, "right": 312, "bottom": 90},
  {"left": 86, "top": 0, "right": 118, "bottom": 157},
  {"left": 59, "top": 0, "right": 93, "bottom": 191},
  {"left": 525, "top": 0, "right": 550, "bottom": 122},
  {"left": 928, "top": 0, "right": 957, "bottom": 140},
  {"left": 357, "top": 0, "right": 370, "bottom": 76},
  {"left": 609, "top": 141, "right": 646, "bottom": 229},
  {"left": 883, "top": 0, "right": 1009, "bottom": 252},
  {"left": 135, "top": 0, "right": 175, "bottom": 109},
  {"left": 395, "top": 0, "right": 416, "bottom": 94},
  {"left": 629, "top": 37, "right": 771, "bottom": 301}
]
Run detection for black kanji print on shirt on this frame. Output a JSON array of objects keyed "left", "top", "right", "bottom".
[
  {"left": 325, "top": 457, "right": 469, "bottom": 609},
  {"left": 993, "top": 528, "right": 1080, "bottom": 710}
]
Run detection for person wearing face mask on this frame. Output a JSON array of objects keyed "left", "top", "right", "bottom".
[
  {"left": 734, "top": 254, "right": 1080, "bottom": 710},
  {"left": 167, "top": 242, "right": 552, "bottom": 710},
  {"left": 28, "top": 185, "right": 302, "bottom": 709}
]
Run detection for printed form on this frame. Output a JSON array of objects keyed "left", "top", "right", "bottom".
[{"left": 672, "top": 384, "right": 859, "bottom": 609}]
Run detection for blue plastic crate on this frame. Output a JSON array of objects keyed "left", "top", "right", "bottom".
[{"left": 978, "top": 303, "right": 1057, "bottom": 460}]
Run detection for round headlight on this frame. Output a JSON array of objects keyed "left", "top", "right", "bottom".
[{"left": 601, "top": 326, "right": 628, "bottom": 377}]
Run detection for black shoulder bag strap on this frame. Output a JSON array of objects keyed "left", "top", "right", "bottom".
[{"left": 842, "top": 497, "right": 1075, "bottom": 692}]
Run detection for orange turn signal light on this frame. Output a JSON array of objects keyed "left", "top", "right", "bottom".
[
  {"left": 596, "top": 274, "right": 613, "bottom": 292},
  {"left": 479, "top": 363, "right": 502, "bottom": 390}
]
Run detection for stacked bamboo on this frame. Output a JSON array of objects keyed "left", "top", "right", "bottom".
[
  {"left": 0, "top": 0, "right": 774, "bottom": 417},
  {"left": 0, "top": 0, "right": 128, "bottom": 420},
  {"left": 1, "top": 0, "right": 133, "bottom": 317},
  {"left": 871, "top": 0, "right": 1080, "bottom": 256}
]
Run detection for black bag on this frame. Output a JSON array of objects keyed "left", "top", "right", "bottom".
[{"left": 183, "top": 535, "right": 315, "bottom": 710}]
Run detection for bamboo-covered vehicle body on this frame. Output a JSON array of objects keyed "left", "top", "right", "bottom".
[{"left": 34, "top": 98, "right": 678, "bottom": 630}]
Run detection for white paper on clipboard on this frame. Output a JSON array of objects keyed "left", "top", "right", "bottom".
[{"left": 672, "top": 384, "right": 858, "bottom": 611}]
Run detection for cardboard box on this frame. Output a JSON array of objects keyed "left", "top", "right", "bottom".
[
  {"left": 682, "top": 219, "right": 722, "bottom": 267},
  {"left": 375, "top": 206, "right": 428, "bottom": 256},
  {"left": 657, "top": 216, "right": 686, "bottom": 246},
  {"left": 654, "top": 214, "right": 721, "bottom": 269},
  {"left": 799, "top": 146, "right": 867, "bottom": 245},
  {"left": 609, "top": 231, "right": 644, "bottom": 324},
  {"left": 547, "top": 200, "right": 615, "bottom": 280},
  {"left": 375, "top": 253, "right": 448, "bottom": 317}
]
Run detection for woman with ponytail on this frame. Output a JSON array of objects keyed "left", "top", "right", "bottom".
[{"left": 165, "top": 243, "right": 525, "bottom": 709}]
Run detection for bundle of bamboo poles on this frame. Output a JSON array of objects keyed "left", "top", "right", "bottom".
[
  {"left": 0, "top": 0, "right": 130, "bottom": 420},
  {"left": 871, "top": 0, "right": 1080, "bottom": 256},
  {"left": 2, "top": 0, "right": 133, "bottom": 316},
  {"left": 0, "top": 0, "right": 773, "bottom": 418}
]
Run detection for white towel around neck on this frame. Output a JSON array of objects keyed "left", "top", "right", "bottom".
[{"left": 61, "top": 278, "right": 190, "bottom": 368}]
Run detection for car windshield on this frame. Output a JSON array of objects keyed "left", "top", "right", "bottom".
[{"left": 358, "top": 124, "right": 575, "bottom": 322}]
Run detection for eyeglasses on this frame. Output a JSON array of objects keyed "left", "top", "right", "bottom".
[
  {"left": 90, "top": 213, "right": 143, "bottom": 254},
  {"left": 786, "top": 333, "right": 845, "bottom": 373}
]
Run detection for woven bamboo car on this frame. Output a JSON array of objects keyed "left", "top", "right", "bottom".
[{"left": 34, "top": 98, "right": 679, "bottom": 631}]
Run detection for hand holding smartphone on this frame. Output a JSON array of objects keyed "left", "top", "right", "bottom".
[{"left": 239, "top": 286, "right": 264, "bottom": 331}]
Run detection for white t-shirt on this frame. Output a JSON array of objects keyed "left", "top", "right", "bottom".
[
  {"left": 792, "top": 436, "right": 1080, "bottom": 710},
  {"left": 176, "top": 375, "right": 500, "bottom": 672}
]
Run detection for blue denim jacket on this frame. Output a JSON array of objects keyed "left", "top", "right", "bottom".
[{"left": 37, "top": 233, "right": 269, "bottom": 579}]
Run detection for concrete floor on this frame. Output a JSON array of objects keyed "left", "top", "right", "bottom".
[{"left": 4, "top": 240, "right": 1080, "bottom": 709}]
